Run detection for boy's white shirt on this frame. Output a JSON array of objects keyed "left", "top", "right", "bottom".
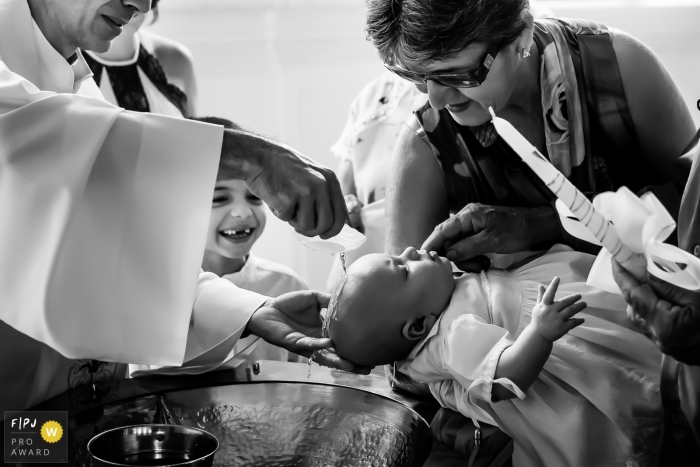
[
  {"left": 224, "top": 254, "right": 309, "bottom": 367},
  {"left": 0, "top": 0, "right": 267, "bottom": 411},
  {"left": 223, "top": 254, "right": 309, "bottom": 298}
]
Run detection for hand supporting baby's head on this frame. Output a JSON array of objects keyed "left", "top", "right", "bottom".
[{"left": 328, "top": 247, "right": 456, "bottom": 367}]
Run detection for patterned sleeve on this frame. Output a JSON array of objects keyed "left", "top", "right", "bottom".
[{"left": 330, "top": 95, "right": 359, "bottom": 161}]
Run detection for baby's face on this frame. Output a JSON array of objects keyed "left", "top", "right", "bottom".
[
  {"left": 328, "top": 247, "right": 455, "bottom": 366},
  {"left": 352, "top": 247, "right": 454, "bottom": 312},
  {"left": 205, "top": 179, "right": 266, "bottom": 260}
]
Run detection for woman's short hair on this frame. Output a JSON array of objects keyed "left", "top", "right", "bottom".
[{"left": 366, "top": 0, "right": 529, "bottom": 66}]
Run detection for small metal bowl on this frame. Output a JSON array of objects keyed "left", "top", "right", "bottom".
[{"left": 88, "top": 424, "right": 219, "bottom": 467}]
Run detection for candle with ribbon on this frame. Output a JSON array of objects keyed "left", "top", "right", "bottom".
[
  {"left": 587, "top": 187, "right": 700, "bottom": 293},
  {"left": 488, "top": 107, "right": 647, "bottom": 282}
]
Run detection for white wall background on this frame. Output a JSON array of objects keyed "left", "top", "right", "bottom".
[{"left": 149, "top": 0, "right": 700, "bottom": 291}]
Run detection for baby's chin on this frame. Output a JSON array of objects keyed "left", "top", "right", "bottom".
[
  {"left": 347, "top": 349, "right": 404, "bottom": 368},
  {"left": 332, "top": 344, "right": 381, "bottom": 368}
]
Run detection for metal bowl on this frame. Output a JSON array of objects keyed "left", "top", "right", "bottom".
[
  {"left": 88, "top": 424, "right": 219, "bottom": 467},
  {"left": 164, "top": 382, "right": 432, "bottom": 467}
]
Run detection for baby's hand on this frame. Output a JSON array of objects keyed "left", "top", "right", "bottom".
[{"left": 531, "top": 277, "right": 587, "bottom": 342}]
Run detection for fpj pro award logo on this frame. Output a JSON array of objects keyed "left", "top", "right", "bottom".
[{"left": 4, "top": 411, "right": 68, "bottom": 463}]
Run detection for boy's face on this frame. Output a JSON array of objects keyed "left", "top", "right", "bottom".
[{"left": 205, "top": 180, "right": 266, "bottom": 260}]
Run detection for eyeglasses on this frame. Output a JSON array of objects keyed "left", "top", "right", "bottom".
[{"left": 384, "top": 43, "right": 500, "bottom": 88}]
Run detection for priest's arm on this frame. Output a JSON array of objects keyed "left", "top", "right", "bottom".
[{"left": 0, "top": 60, "right": 348, "bottom": 371}]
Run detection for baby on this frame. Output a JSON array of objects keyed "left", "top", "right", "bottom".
[{"left": 329, "top": 245, "right": 662, "bottom": 467}]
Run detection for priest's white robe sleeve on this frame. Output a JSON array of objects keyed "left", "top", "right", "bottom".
[
  {"left": 128, "top": 271, "right": 268, "bottom": 376},
  {"left": 0, "top": 59, "right": 267, "bottom": 368}
]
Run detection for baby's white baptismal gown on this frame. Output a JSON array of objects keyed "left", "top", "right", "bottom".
[{"left": 400, "top": 246, "right": 662, "bottom": 467}]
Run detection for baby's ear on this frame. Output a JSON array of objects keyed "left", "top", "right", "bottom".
[{"left": 402, "top": 315, "right": 438, "bottom": 341}]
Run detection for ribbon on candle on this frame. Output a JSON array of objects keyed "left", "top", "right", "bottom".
[
  {"left": 488, "top": 107, "right": 700, "bottom": 293},
  {"left": 586, "top": 188, "right": 700, "bottom": 293},
  {"left": 488, "top": 107, "right": 647, "bottom": 282}
]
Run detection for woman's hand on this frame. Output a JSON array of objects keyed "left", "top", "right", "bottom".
[
  {"left": 612, "top": 259, "right": 700, "bottom": 365},
  {"left": 246, "top": 290, "right": 372, "bottom": 374},
  {"left": 531, "top": 277, "right": 587, "bottom": 342},
  {"left": 421, "top": 203, "right": 561, "bottom": 271}
]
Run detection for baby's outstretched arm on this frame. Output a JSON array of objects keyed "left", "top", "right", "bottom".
[{"left": 492, "top": 277, "right": 586, "bottom": 402}]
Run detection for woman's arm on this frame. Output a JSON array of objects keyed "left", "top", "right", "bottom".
[
  {"left": 145, "top": 31, "right": 199, "bottom": 117},
  {"left": 385, "top": 124, "right": 450, "bottom": 254},
  {"left": 612, "top": 28, "right": 696, "bottom": 187}
]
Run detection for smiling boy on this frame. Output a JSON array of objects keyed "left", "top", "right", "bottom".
[{"left": 198, "top": 117, "right": 308, "bottom": 365}]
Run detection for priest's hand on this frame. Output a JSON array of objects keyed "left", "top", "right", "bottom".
[
  {"left": 246, "top": 290, "right": 372, "bottom": 374},
  {"left": 421, "top": 203, "right": 561, "bottom": 272},
  {"left": 612, "top": 259, "right": 700, "bottom": 366},
  {"left": 219, "top": 130, "right": 346, "bottom": 239}
]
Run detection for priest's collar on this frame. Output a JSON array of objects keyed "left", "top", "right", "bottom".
[{"left": 71, "top": 50, "right": 94, "bottom": 90}]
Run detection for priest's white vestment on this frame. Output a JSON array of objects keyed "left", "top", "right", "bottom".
[{"left": 0, "top": 0, "right": 268, "bottom": 413}]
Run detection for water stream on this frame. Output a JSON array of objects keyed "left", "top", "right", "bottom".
[{"left": 308, "top": 252, "right": 347, "bottom": 378}]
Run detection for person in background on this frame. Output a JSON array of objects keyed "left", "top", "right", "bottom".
[
  {"left": 327, "top": 72, "right": 422, "bottom": 289},
  {"left": 613, "top": 130, "right": 700, "bottom": 466},
  {"left": 199, "top": 117, "right": 308, "bottom": 367},
  {"left": 328, "top": 1, "right": 556, "bottom": 290},
  {"left": 367, "top": 0, "right": 695, "bottom": 269},
  {"left": 82, "top": 0, "right": 196, "bottom": 117},
  {"left": 333, "top": 73, "right": 421, "bottom": 229}
]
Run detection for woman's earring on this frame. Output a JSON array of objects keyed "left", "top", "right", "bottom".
[{"left": 520, "top": 47, "right": 531, "bottom": 59}]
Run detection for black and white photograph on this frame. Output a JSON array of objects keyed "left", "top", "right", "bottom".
[{"left": 1, "top": 1, "right": 699, "bottom": 466}]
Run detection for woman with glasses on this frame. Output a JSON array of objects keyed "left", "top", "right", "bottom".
[{"left": 368, "top": 0, "right": 695, "bottom": 270}]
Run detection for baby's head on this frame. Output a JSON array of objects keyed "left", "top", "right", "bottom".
[
  {"left": 195, "top": 117, "right": 266, "bottom": 269},
  {"left": 328, "top": 247, "right": 455, "bottom": 367}
]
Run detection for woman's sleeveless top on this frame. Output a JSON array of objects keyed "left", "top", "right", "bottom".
[
  {"left": 83, "top": 43, "right": 188, "bottom": 117},
  {"left": 409, "top": 18, "right": 650, "bottom": 215}
]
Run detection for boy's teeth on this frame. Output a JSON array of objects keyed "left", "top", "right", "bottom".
[{"left": 223, "top": 229, "right": 252, "bottom": 235}]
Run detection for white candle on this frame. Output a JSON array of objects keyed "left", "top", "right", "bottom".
[{"left": 489, "top": 108, "right": 646, "bottom": 278}]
